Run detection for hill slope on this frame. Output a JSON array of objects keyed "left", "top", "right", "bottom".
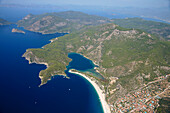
[
  {"left": 112, "top": 17, "right": 170, "bottom": 40},
  {"left": 17, "top": 11, "right": 111, "bottom": 34},
  {"left": 23, "top": 23, "right": 170, "bottom": 112},
  {"left": 0, "top": 18, "right": 11, "bottom": 25}
]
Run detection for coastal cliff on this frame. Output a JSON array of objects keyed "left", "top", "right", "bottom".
[
  {"left": 22, "top": 50, "right": 47, "bottom": 65},
  {"left": 22, "top": 49, "right": 68, "bottom": 86},
  {"left": 12, "top": 28, "right": 25, "bottom": 34}
]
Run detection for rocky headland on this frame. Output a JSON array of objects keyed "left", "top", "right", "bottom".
[{"left": 12, "top": 28, "right": 25, "bottom": 34}]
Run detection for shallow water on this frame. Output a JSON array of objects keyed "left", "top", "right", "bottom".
[{"left": 67, "top": 53, "right": 105, "bottom": 80}]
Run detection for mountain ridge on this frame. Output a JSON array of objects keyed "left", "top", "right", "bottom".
[
  {"left": 112, "top": 17, "right": 170, "bottom": 40},
  {"left": 17, "top": 12, "right": 170, "bottom": 41},
  {"left": 17, "top": 11, "right": 111, "bottom": 34}
]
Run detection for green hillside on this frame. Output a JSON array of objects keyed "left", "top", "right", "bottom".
[
  {"left": 23, "top": 23, "right": 170, "bottom": 95},
  {"left": 113, "top": 17, "right": 170, "bottom": 40},
  {"left": 17, "top": 11, "right": 110, "bottom": 34},
  {"left": 54, "top": 11, "right": 110, "bottom": 25}
]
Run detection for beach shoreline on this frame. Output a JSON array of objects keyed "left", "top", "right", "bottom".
[
  {"left": 22, "top": 50, "right": 111, "bottom": 112},
  {"left": 69, "top": 69, "right": 111, "bottom": 113}
]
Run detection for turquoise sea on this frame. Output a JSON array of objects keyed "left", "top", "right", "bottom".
[
  {"left": 67, "top": 53, "right": 105, "bottom": 80},
  {"left": 0, "top": 24, "right": 103, "bottom": 113}
]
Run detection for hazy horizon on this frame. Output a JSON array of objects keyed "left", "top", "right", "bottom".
[
  {"left": 0, "top": 0, "right": 170, "bottom": 9},
  {"left": 0, "top": 0, "right": 170, "bottom": 23}
]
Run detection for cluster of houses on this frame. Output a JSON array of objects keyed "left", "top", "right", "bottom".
[{"left": 111, "top": 75, "right": 169, "bottom": 113}]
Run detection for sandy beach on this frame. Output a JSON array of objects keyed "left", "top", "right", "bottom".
[{"left": 69, "top": 69, "right": 111, "bottom": 113}]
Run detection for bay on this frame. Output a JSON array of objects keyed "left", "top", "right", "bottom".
[{"left": 0, "top": 25, "right": 103, "bottom": 113}]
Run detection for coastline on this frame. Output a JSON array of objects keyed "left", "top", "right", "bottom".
[
  {"left": 17, "top": 26, "right": 69, "bottom": 35},
  {"left": 22, "top": 50, "right": 49, "bottom": 68},
  {"left": 22, "top": 40, "right": 110, "bottom": 112},
  {"left": 22, "top": 50, "right": 68, "bottom": 86},
  {"left": 24, "top": 54, "right": 68, "bottom": 87},
  {"left": 69, "top": 69, "right": 111, "bottom": 113},
  {"left": 12, "top": 28, "right": 25, "bottom": 34}
]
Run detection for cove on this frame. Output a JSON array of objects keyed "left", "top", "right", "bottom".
[{"left": 66, "top": 53, "right": 105, "bottom": 80}]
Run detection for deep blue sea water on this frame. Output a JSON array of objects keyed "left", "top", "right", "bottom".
[
  {"left": 0, "top": 25, "right": 103, "bottom": 113},
  {"left": 67, "top": 53, "right": 95, "bottom": 71}
]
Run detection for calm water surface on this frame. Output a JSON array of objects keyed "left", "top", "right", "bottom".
[{"left": 67, "top": 53, "right": 105, "bottom": 80}]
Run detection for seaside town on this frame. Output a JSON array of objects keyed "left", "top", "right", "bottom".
[{"left": 111, "top": 75, "right": 169, "bottom": 113}]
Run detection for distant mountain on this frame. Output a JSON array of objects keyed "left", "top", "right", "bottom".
[
  {"left": 17, "top": 12, "right": 170, "bottom": 41},
  {"left": 112, "top": 17, "right": 170, "bottom": 40},
  {"left": 17, "top": 11, "right": 111, "bottom": 34},
  {"left": 0, "top": 18, "right": 11, "bottom": 25}
]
